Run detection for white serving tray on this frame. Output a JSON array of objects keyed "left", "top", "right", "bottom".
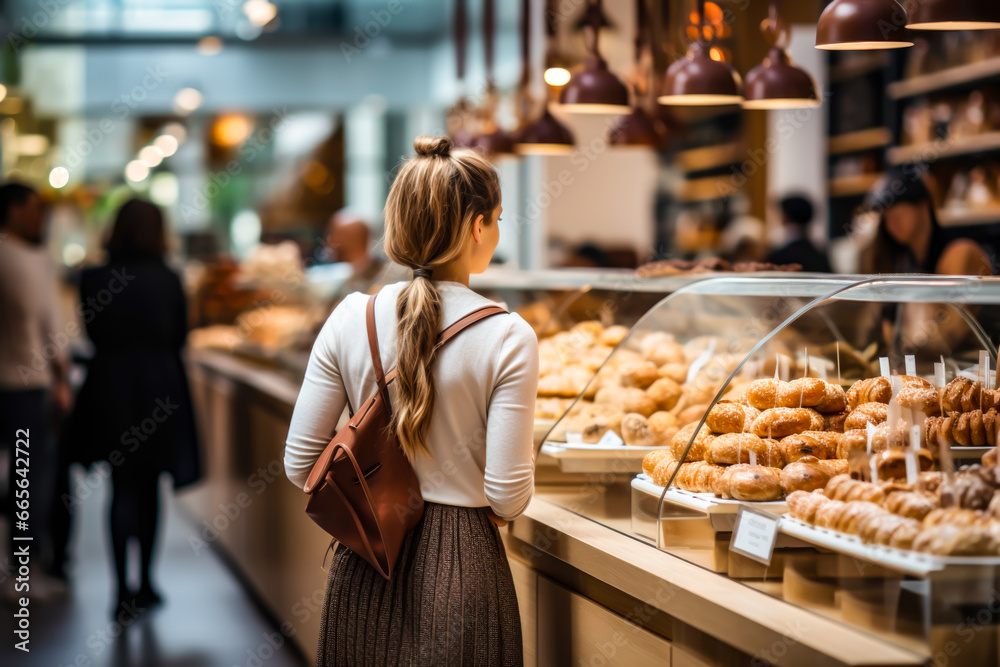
[
  {"left": 539, "top": 442, "right": 667, "bottom": 474},
  {"left": 779, "top": 517, "right": 1000, "bottom": 577},
  {"left": 631, "top": 474, "right": 789, "bottom": 515}
]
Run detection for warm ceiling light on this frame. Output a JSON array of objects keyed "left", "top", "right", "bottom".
[
  {"left": 514, "top": 107, "right": 575, "bottom": 155},
  {"left": 473, "top": 128, "right": 517, "bottom": 160},
  {"left": 608, "top": 107, "right": 662, "bottom": 148},
  {"left": 659, "top": 41, "right": 743, "bottom": 106},
  {"left": 709, "top": 47, "right": 724, "bottom": 62},
  {"left": 125, "top": 160, "right": 150, "bottom": 182},
  {"left": 49, "top": 167, "right": 69, "bottom": 189},
  {"left": 212, "top": 115, "right": 253, "bottom": 146},
  {"left": 816, "top": 0, "right": 913, "bottom": 50},
  {"left": 544, "top": 67, "right": 572, "bottom": 87},
  {"left": 197, "top": 36, "right": 223, "bottom": 55},
  {"left": 559, "top": 0, "right": 631, "bottom": 115},
  {"left": 139, "top": 145, "right": 164, "bottom": 167},
  {"left": 153, "top": 134, "right": 179, "bottom": 157},
  {"left": 907, "top": 0, "right": 1000, "bottom": 30},
  {"left": 744, "top": 8, "right": 821, "bottom": 110},
  {"left": 173, "top": 88, "right": 203, "bottom": 115},
  {"left": 243, "top": 0, "right": 277, "bottom": 26}
]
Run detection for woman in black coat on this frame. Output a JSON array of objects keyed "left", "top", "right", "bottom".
[{"left": 64, "top": 199, "right": 200, "bottom": 612}]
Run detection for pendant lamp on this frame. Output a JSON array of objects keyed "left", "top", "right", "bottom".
[
  {"left": 743, "top": 1, "right": 820, "bottom": 109},
  {"left": 515, "top": 0, "right": 574, "bottom": 154},
  {"left": 472, "top": 0, "right": 516, "bottom": 159},
  {"left": 543, "top": 0, "right": 573, "bottom": 87},
  {"left": 558, "top": 0, "right": 630, "bottom": 114},
  {"left": 610, "top": 0, "right": 663, "bottom": 147},
  {"left": 816, "top": 0, "right": 913, "bottom": 50},
  {"left": 907, "top": 0, "right": 1000, "bottom": 30},
  {"left": 659, "top": 0, "right": 743, "bottom": 106}
]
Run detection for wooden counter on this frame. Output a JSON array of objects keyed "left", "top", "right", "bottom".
[{"left": 184, "top": 350, "right": 928, "bottom": 667}]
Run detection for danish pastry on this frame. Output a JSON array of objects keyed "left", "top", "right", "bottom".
[
  {"left": 844, "top": 402, "right": 888, "bottom": 430},
  {"left": 705, "top": 403, "right": 761, "bottom": 434}
]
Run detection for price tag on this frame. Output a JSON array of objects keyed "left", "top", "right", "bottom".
[
  {"left": 980, "top": 351, "right": 991, "bottom": 388},
  {"left": 802, "top": 347, "right": 809, "bottom": 378},
  {"left": 597, "top": 430, "right": 625, "bottom": 448},
  {"left": 866, "top": 422, "right": 875, "bottom": 453},
  {"left": 904, "top": 355, "right": 916, "bottom": 377},
  {"left": 749, "top": 450, "right": 757, "bottom": 467},
  {"left": 910, "top": 424, "right": 921, "bottom": 452},
  {"left": 879, "top": 357, "right": 891, "bottom": 379},
  {"left": 565, "top": 431, "right": 583, "bottom": 444},
  {"left": 934, "top": 361, "right": 946, "bottom": 389},
  {"left": 730, "top": 506, "right": 780, "bottom": 566},
  {"left": 905, "top": 451, "right": 918, "bottom": 486}
]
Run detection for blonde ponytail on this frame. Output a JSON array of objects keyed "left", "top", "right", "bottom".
[{"left": 383, "top": 135, "right": 500, "bottom": 459}]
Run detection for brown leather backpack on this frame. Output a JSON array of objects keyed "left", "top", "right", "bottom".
[{"left": 303, "top": 291, "right": 506, "bottom": 579}]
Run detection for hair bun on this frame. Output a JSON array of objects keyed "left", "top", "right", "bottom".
[{"left": 414, "top": 135, "right": 451, "bottom": 158}]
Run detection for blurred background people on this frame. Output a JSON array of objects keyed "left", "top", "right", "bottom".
[
  {"left": 0, "top": 182, "right": 71, "bottom": 599},
  {"left": 61, "top": 199, "right": 201, "bottom": 615},
  {"left": 766, "top": 194, "right": 832, "bottom": 273},
  {"left": 861, "top": 167, "right": 994, "bottom": 276}
]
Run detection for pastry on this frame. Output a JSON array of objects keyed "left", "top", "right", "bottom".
[
  {"left": 847, "top": 377, "right": 892, "bottom": 410},
  {"left": 884, "top": 491, "right": 936, "bottom": 521},
  {"left": 535, "top": 397, "right": 573, "bottom": 419},
  {"left": 825, "top": 474, "right": 857, "bottom": 500},
  {"left": 873, "top": 447, "right": 934, "bottom": 481},
  {"left": 926, "top": 408, "right": 1000, "bottom": 448},
  {"left": 578, "top": 412, "right": 624, "bottom": 443},
  {"left": 912, "top": 524, "right": 997, "bottom": 556},
  {"left": 678, "top": 403, "right": 710, "bottom": 425},
  {"left": 657, "top": 363, "right": 689, "bottom": 385},
  {"left": 836, "top": 501, "right": 884, "bottom": 534},
  {"left": 807, "top": 409, "right": 825, "bottom": 431},
  {"left": 859, "top": 512, "right": 901, "bottom": 543},
  {"left": 940, "top": 376, "right": 1000, "bottom": 413},
  {"left": 644, "top": 341, "right": 687, "bottom": 366},
  {"left": 595, "top": 386, "right": 658, "bottom": 417},
  {"left": 780, "top": 431, "right": 839, "bottom": 462},
  {"left": 598, "top": 325, "right": 628, "bottom": 347},
  {"left": 618, "top": 361, "right": 660, "bottom": 389},
  {"left": 814, "top": 383, "right": 847, "bottom": 413},
  {"left": 642, "top": 449, "right": 673, "bottom": 477},
  {"left": 695, "top": 462, "right": 725, "bottom": 494},
  {"left": 896, "top": 386, "right": 942, "bottom": 416},
  {"left": 780, "top": 456, "right": 833, "bottom": 494},
  {"left": 939, "top": 464, "right": 1000, "bottom": 510},
  {"left": 886, "top": 520, "right": 922, "bottom": 550},
  {"left": 704, "top": 433, "right": 767, "bottom": 466},
  {"left": 649, "top": 411, "right": 679, "bottom": 445},
  {"left": 622, "top": 413, "right": 657, "bottom": 447},
  {"left": 720, "top": 464, "right": 783, "bottom": 502},
  {"left": 669, "top": 423, "right": 714, "bottom": 462},
  {"left": 815, "top": 499, "right": 847, "bottom": 528},
  {"left": 537, "top": 374, "right": 580, "bottom": 398},
  {"left": 823, "top": 411, "right": 848, "bottom": 433},
  {"left": 705, "top": 402, "right": 761, "bottom": 434},
  {"left": 750, "top": 407, "right": 819, "bottom": 438},
  {"left": 817, "top": 458, "right": 849, "bottom": 477},
  {"left": 845, "top": 482, "right": 885, "bottom": 504},
  {"left": 836, "top": 429, "right": 871, "bottom": 460},
  {"left": 844, "top": 402, "right": 889, "bottom": 430},
  {"left": 646, "top": 378, "right": 683, "bottom": 411},
  {"left": 787, "top": 489, "right": 831, "bottom": 523},
  {"left": 985, "top": 448, "right": 998, "bottom": 468},
  {"left": 651, "top": 456, "right": 681, "bottom": 486},
  {"left": 746, "top": 377, "right": 827, "bottom": 410}
]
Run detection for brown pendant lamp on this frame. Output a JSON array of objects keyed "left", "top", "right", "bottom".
[
  {"left": 472, "top": 0, "right": 516, "bottom": 159},
  {"left": 515, "top": 0, "right": 574, "bottom": 154},
  {"left": 743, "top": 0, "right": 820, "bottom": 109},
  {"left": 610, "top": 0, "right": 663, "bottom": 147},
  {"left": 658, "top": 0, "right": 743, "bottom": 106},
  {"left": 816, "top": 0, "right": 913, "bottom": 50},
  {"left": 448, "top": 0, "right": 476, "bottom": 147},
  {"left": 907, "top": 0, "right": 1000, "bottom": 30},
  {"left": 559, "top": 0, "right": 631, "bottom": 114}
]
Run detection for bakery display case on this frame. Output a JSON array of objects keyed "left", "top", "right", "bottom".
[{"left": 539, "top": 274, "right": 1000, "bottom": 664}]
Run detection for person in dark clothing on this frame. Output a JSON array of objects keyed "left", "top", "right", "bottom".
[
  {"left": 766, "top": 194, "right": 832, "bottom": 273},
  {"left": 62, "top": 199, "right": 201, "bottom": 615}
]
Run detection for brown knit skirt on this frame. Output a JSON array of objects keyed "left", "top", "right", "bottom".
[{"left": 316, "top": 502, "right": 524, "bottom": 667}]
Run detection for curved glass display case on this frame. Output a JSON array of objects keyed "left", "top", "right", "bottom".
[{"left": 540, "top": 274, "right": 1000, "bottom": 664}]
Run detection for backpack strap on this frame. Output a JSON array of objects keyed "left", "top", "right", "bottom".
[{"left": 366, "top": 294, "right": 393, "bottom": 418}]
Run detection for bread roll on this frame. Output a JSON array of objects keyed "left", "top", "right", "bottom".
[
  {"left": 669, "top": 422, "right": 714, "bottom": 462},
  {"left": 705, "top": 402, "right": 760, "bottom": 434},
  {"left": 642, "top": 449, "right": 673, "bottom": 477},
  {"left": 720, "top": 464, "right": 783, "bottom": 502},
  {"left": 646, "top": 377, "right": 682, "bottom": 411},
  {"left": 815, "top": 383, "right": 847, "bottom": 413},
  {"left": 618, "top": 361, "right": 660, "bottom": 389},
  {"left": 595, "top": 386, "right": 657, "bottom": 417},
  {"left": 746, "top": 377, "right": 827, "bottom": 410},
  {"left": 780, "top": 456, "right": 833, "bottom": 494},
  {"left": 704, "top": 433, "right": 767, "bottom": 466},
  {"left": 657, "top": 362, "right": 689, "bottom": 384},
  {"left": 780, "top": 431, "right": 838, "bottom": 462},
  {"left": 750, "top": 408, "right": 820, "bottom": 438},
  {"left": 598, "top": 325, "right": 628, "bottom": 347},
  {"left": 622, "top": 413, "right": 657, "bottom": 447},
  {"left": 844, "top": 402, "right": 888, "bottom": 430}
]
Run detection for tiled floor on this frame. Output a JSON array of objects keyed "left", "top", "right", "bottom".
[{"left": 0, "top": 468, "right": 308, "bottom": 667}]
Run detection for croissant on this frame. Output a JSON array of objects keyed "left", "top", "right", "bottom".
[
  {"left": 844, "top": 402, "right": 888, "bottom": 431},
  {"left": 705, "top": 402, "right": 760, "bottom": 434},
  {"left": 750, "top": 408, "right": 821, "bottom": 439},
  {"left": 651, "top": 456, "right": 681, "bottom": 487},
  {"left": 926, "top": 409, "right": 1000, "bottom": 448},
  {"left": 846, "top": 377, "right": 891, "bottom": 410},
  {"left": 642, "top": 449, "right": 673, "bottom": 477},
  {"left": 922, "top": 507, "right": 984, "bottom": 528},
  {"left": 786, "top": 489, "right": 831, "bottom": 523},
  {"left": 836, "top": 501, "right": 884, "bottom": 534},
  {"left": 814, "top": 383, "right": 847, "bottom": 413},
  {"left": 941, "top": 377, "right": 1000, "bottom": 413},
  {"left": 669, "top": 423, "right": 715, "bottom": 462},
  {"left": 887, "top": 520, "right": 923, "bottom": 550},
  {"left": 883, "top": 491, "right": 936, "bottom": 521},
  {"left": 859, "top": 512, "right": 902, "bottom": 543},
  {"left": 824, "top": 473, "right": 856, "bottom": 500},
  {"left": 746, "top": 377, "right": 827, "bottom": 410},
  {"left": 912, "top": 524, "right": 998, "bottom": 556},
  {"left": 815, "top": 499, "right": 847, "bottom": 528}
]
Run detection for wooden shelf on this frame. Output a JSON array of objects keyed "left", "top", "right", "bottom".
[
  {"left": 828, "top": 172, "right": 883, "bottom": 198},
  {"left": 888, "top": 56, "right": 1000, "bottom": 99},
  {"left": 675, "top": 142, "right": 744, "bottom": 172},
  {"left": 888, "top": 131, "right": 1000, "bottom": 164},
  {"left": 938, "top": 208, "right": 1000, "bottom": 227},
  {"left": 829, "top": 52, "right": 890, "bottom": 83},
  {"left": 827, "top": 127, "right": 891, "bottom": 156},
  {"left": 675, "top": 174, "right": 742, "bottom": 203}
]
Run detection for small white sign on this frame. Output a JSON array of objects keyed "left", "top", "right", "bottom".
[
  {"left": 910, "top": 424, "right": 921, "bottom": 452},
  {"left": 879, "top": 357, "right": 891, "bottom": 378},
  {"left": 597, "top": 429, "right": 625, "bottom": 448},
  {"left": 905, "top": 451, "right": 918, "bottom": 486},
  {"left": 904, "top": 355, "right": 916, "bottom": 377},
  {"left": 980, "top": 351, "right": 990, "bottom": 388},
  {"left": 731, "top": 506, "right": 780, "bottom": 565},
  {"left": 565, "top": 431, "right": 583, "bottom": 444},
  {"left": 935, "top": 361, "right": 946, "bottom": 389}
]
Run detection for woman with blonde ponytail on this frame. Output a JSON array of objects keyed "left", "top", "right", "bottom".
[{"left": 285, "top": 136, "right": 539, "bottom": 666}]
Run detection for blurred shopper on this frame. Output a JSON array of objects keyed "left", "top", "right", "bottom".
[
  {"left": 766, "top": 194, "right": 832, "bottom": 273},
  {"left": 62, "top": 199, "right": 201, "bottom": 615},
  {"left": 285, "top": 136, "right": 538, "bottom": 666},
  {"left": 862, "top": 167, "right": 993, "bottom": 275},
  {"left": 325, "top": 208, "right": 407, "bottom": 298},
  {"left": 0, "top": 182, "right": 71, "bottom": 597}
]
